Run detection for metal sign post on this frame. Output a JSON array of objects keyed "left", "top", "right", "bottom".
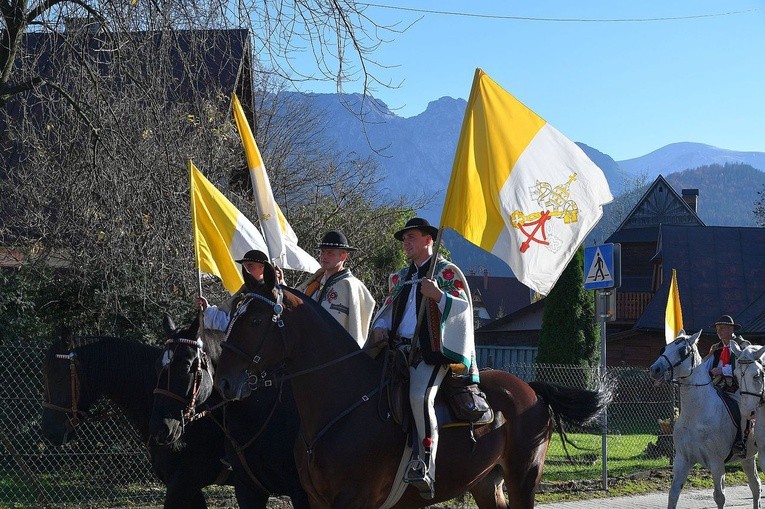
[{"left": 584, "top": 244, "right": 620, "bottom": 491}]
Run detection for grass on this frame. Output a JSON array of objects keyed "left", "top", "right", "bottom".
[
  {"left": 2, "top": 433, "right": 759, "bottom": 507},
  {"left": 541, "top": 432, "right": 671, "bottom": 481}
]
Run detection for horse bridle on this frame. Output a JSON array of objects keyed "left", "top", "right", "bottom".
[
  {"left": 153, "top": 337, "right": 212, "bottom": 424},
  {"left": 737, "top": 358, "right": 765, "bottom": 405},
  {"left": 220, "top": 289, "right": 383, "bottom": 457},
  {"left": 42, "top": 352, "right": 90, "bottom": 431},
  {"left": 659, "top": 337, "right": 703, "bottom": 384},
  {"left": 221, "top": 290, "right": 368, "bottom": 385},
  {"left": 221, "top": 290, "right": 287, "bottom": 382}
]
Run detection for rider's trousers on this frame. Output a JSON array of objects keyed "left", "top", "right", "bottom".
[{"left": 409, "top": 361, "right": 449, "bottom": 479}]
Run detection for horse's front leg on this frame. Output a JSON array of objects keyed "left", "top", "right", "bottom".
[
  {"left": 668, "top": 455, "right": 692, "bottom": 509},
  {"left": 740, "top": 454, "right": 761, "bottom": 509},
  {"left": 709, "top": 461, "right": 726, "bottom": 509}
]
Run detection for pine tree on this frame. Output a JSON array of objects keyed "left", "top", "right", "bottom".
[{"left": 535, "top": 247, "right": 600, "bottom": 385}]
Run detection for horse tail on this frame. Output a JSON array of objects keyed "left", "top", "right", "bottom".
[{"left": 528, "top": 379, "right": 614, "bottom": 460}]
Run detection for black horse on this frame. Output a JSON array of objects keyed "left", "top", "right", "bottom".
[
  {"left": 40, "top": 329, "right": 245, "bottom": 509},
  {"left": 149, "top": 314, "right": 310, "bottom": 508}
]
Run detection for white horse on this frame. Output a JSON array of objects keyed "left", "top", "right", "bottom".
[
  {"left": 648, "top": 330, "right": 761, "bottom": 509},
  {"left": 731, "top": 340, "right": 765, "bottom": 473}
]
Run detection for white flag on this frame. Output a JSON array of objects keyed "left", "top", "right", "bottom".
[
  {"left": 441, "top": 69, "right": 613, "bottom": 295},
  {"left": 232, "top": 94, "right": 320, "bottom": 273}
]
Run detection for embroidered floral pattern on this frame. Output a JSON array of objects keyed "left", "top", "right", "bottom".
[
  {"left": 435, "top": 262, "right": 467, "bottom": 300},
  {"left": 326, "top": 287, "right": 338, "bottom": 304}
]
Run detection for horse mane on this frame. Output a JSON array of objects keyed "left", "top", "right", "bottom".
[
  {"left": 283, "top": 286, "right": 361, "bottom": 349},
  {"left": 50, "top": 335, "right": 161, "bottom": 402}
]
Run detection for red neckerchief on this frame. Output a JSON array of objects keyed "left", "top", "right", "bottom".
[{"left": 720, "top": 344, "right": 731, "bottom": 365}]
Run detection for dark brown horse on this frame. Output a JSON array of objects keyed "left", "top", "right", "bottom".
[{"left": 214, "top": 284, "right": 612, "bottom": 508}]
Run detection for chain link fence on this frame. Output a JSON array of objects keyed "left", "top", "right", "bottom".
[{"left": 2, "top": 342, "right": 677, "bottom": 507}]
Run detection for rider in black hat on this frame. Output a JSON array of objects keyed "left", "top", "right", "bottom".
[
  {"left": 704, "top": 314, "right": 749, "bottom": 453},
  {"left": 706, "top": 314, "right": 744, "bottom": 391},
  {"left": 297, "top": 231, "right": 375, "bottom": 347},
  {"left": 370, "top": 216, "right": 480, "bottom": 500},
  {"left": 197, "top": 249, "right": 278, "bottom": 331}
]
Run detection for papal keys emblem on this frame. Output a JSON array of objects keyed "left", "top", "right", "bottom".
[{"left": 510, "top": 173, "right": 579, "bottom": 254}]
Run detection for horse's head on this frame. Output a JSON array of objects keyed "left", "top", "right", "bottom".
[
  {"left": 648, "top": 329, "right": 702, "bottom": 384},
  {"left": 731, "top": 339, "right": 765, "bottom": 417},
  {"left": 41, "top": 328, "right": 95, "bottom": 445},
  {"left": 215, "top": 285, "right": 294, "bottom": 401},
  {"left": 150, "top": 313, "right": 215, "bottom": 445}
]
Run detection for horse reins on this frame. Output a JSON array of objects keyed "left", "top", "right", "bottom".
[{"left": 222, "top": 290, "right": 386, "bottom": 458}]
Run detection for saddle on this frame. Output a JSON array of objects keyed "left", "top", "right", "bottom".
[
  {"left": 385, "top": 346, "right": 493, "bottom": 431},
  {"left": 715, "top": 387, "right": 747, "bottom": 459}
]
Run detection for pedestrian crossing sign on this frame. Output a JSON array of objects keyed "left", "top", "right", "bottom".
[{"left": 584, "top": 243, "right": 620, "bottom": 290}]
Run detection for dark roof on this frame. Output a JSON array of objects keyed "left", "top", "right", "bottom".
[
  {"left": 634, "top": 225, "right": 765, "bottom": 333},
  {"left": 465, "top": 275, "right": 531, "bottom": 319},
  {"left": 476, "top": 298, "right": 545, "bottom": 332},
  {"left": 3, "top": 28, "right": 253, "bottom": 133},
  {"left": 733, "top": 292, "right": 765, "bottom": 334},
  {"left": 606, "top": 175, "right": 704, "bottom": 244}
]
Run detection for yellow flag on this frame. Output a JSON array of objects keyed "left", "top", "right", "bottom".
[
  {"left": 441, "top": 69, "right": 613, "bottom": 295},
  {"left": 665, "top": 268, "right": 684, "bottom": 344},
  {"left": 190, "top": 160, "right": 268, "bottom": 294}
]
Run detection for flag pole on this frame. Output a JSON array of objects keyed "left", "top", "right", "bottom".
[
  {"left": 189, "top": 159, "right": 204, "bottom": 298},
  {"left": 409, "top": 227, "right": 445, "bottom": 362}
]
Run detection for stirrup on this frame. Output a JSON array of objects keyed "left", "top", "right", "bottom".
[{"left": 403, "top": 459, "right": 435, "bottom": 500}]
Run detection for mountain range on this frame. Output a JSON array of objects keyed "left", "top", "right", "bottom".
[{"left": 290, "top": 92, "right": 765, "bottom": 276}]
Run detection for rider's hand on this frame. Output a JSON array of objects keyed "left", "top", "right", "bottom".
[
  {"left": 274, "top": 266, "right": 285, "bottom": 285},
  {"left": 371, "top": 327, "right": 389, "bottom": 345},
  {"left": 420, "top": 278, "right": 444, "bottom": 301},
  {"left": 196, "top": 296, "right": 209, "bottom": 310},
  {"left": 711, "top": 367, "right": 723, "bottom": 376}
]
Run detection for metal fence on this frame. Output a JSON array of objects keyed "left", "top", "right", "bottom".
[{"left": 1, "top": 343, "right": 677, "bottom": 507}]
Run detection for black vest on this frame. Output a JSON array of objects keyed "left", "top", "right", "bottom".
[{"left": 390, "top": 258, "right": 450, "bottom": 365}]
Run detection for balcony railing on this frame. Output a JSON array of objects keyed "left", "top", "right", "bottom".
[{"left": 617, "top": 292, "right": 653, "bottom": 321}]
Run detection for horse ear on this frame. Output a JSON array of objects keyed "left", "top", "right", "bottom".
[
  {"left": 730, "top": 339, "right": 742, "bottom": 356},
  {"left": 162, "top": 314, "right": 176, "bottom": 337},
  {"left": 192, "top": 311, "right": 204, "bottom": 335},
  {"left": 688, "top": 329, "right": 702, "bottom": 346},
  {"left": 755, "top": 345, "right": 765, "bottom": 362},
  {"left": 55, "top": 325, "right": 73, "bottom": 350}
]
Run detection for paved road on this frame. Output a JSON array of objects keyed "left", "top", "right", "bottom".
[{"left": 537, "top": 484, "right": 759, "bottom": 508}]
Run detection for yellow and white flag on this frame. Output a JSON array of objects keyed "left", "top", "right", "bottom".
[
  {"left": 232, "top": 94, "right": 319, "bottom": 273},
  {"left": 441, "top": 69, "right": 613, "bottom": 295},
  {"left": 665, "top": 269, "right": 684, "bottom": 344},
  {"left": 189, "top": 160, "right": 268, "bottom": 294}
]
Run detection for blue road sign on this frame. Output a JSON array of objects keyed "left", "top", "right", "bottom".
[{"left": 584, "top": 244, "right": 620, "bottom": 290}]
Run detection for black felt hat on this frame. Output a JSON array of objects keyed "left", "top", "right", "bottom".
[
  {"left": 714, "top": 315, "right": 742, "bottom": 331},
  {"left": 394, "top": 217, "right": 439, "bottom": 241},
  {"left": 234, "top": 249, "right": 269, "bottom": 264},
  {"left": 317, "top": 231, "right": 357, "bottom": 251}
]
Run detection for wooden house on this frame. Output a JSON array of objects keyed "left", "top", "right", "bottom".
[{"left": 476, "top": 174, "right": 765, "bottom": 368}]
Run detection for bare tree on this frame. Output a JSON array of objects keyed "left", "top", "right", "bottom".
[
  {"left": 1, "top": 0, "right": 397, "bottom": 112},
  {"left": 0, "top": 23, "right": 414, "bottom": 341}
]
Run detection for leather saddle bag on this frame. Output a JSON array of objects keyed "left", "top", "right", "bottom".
[{"left": 445, "top": 374, "right": 490, "bottom": 422}]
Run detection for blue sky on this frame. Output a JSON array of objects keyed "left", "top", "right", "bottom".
[{"left": 295, "top": 1, "right": 765, "bottom": 161}]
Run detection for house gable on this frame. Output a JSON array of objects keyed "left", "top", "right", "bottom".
[{"left": 607, "top": 175, "right": 704, "bottom": 244}]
